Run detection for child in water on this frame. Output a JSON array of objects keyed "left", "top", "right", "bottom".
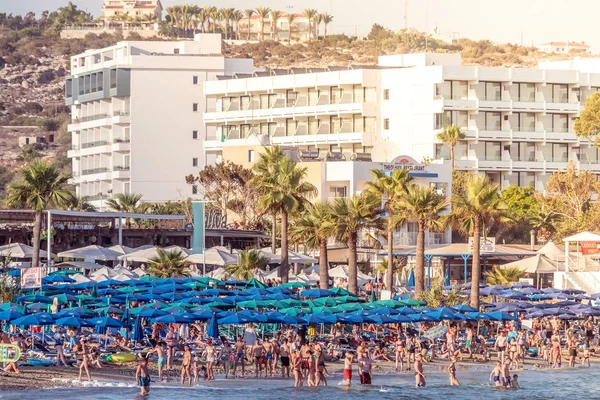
[
  {"left": 136, "top": 357, "right": 151, "bottom": 395},
  {"left": 511, "top": 374, "right": 520, "bottom": 389}
]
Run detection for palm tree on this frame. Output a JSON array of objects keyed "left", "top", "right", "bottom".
[
  {"left": 484, "top": 266, "right": 526, "bottom": 286},
  {"left": 365, "top": 169, "right": 413, "bottom": 290},
  {"left": 220, "top": 8, "right": 235, "bottom": 39},
  {"left": 322, "top": 193, "right": 380, "bottom": 294},
  {"left": 205, "top": 6, "right": 218, "bottom": 33},
  {"left": 148, "top": 249, "right": 190, "bottom": 278},
  {"left": 225, "top": 249, "right": 269, "bottom": 280},
  {"left": 255, "top": 7, "right": 271, "bottom": 41},
  {"left": 17, "top": 145, "right": 41, "bottom": 163},
  {"left": 142, "top": 13, "right": 156, "bottom": 28},
  {"left": 313, "top": 13, "right": 323, "bottom": 39},
  {"left": 106, "top": 193, "right": 149, "bottom": 228},
  {"left": 322, "top": 13, "right": 334, "bottom": 37},
  {"left": 251, "top": 146, "right": 287, "bottom": 254},
  {"left": 6, "top": 160, "right": 73, "bottom": 268},
  {"left": 255, "top": 157, "right": 317, "bottom": 283},
  {"left": 450, "top": 175, "right": 511, "bottom": 308},
  {"left": 436, "top": 124, "right": 465, "bottom": 171},
  {"left": 244, "top": 9, "right": 255, "bottom": 40},
  {"left": 292, "top": 202, "right": 332, "bottom": 289},
  {"left": 286, "top": 13, "right": 296, "bottom": 43},
  {"left": 197, "top": 8, "right": 208, "bottom": 33},
  {"left": 232, "top": 10, "right": 244, "bottom": 39},
  {"left": 395, "top": 184, "right": 448, "bottom": 298},
  {"left": 270, "top": 10, "right": 283, "bottom": 41},
  {"left": 67, "top": 196, "right": 97, "bottom": 212},
  {"left": 303, "top": 9, "right": 317, "bottom": 41}
]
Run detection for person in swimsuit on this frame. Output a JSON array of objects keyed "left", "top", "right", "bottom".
[
  {"left": 292, "top": 350, "right": 303, "bottom": 387},
  {"left": 233, "top": 336, "right": 246, "bottom": 377},
  {"left": 448, "top": 357, "right": 460, "bottom": 386},
  {"left": 166, "top": 327, "right": 178, "bottom": 370},
  {"left": 551, "top": 337, "right": 561, "bottom": 368},
  {"left": 219, "top": 340, "right": 233, "bottom": 379},
  {"left": 263, "top": 338, "right": 275, "bottom": 377},
  {"left": 315, "top": 348, "right": 327, "bottom": 386},
  {"left": 279, "top": 337, "right": 291, "bottom": 378},
  {"left": 501, "top": 358, "right": 511, "bottom": 387},
  {"left": 414, "top": 354, "right": 426, "bottom": 388},
  {"left": 465, "top": 326, "right": 473, "bottom": 359},
  {"left": 511, "top": 374, "right": 520, "bottom": 388},
  {"left": 359, "top": 352, "right": 372, "bottom": 385},
  {"left": 77, "top": 338, "right": 92, "bottom": 382},
  {"left": 55, "top": 333, "right": 68, "bottom": 367},
  {"left": 489, "top": 361, "right": 501, "bottom": 386},
  {"left": 300, "top": 342, "right": 311, "bottom": 380},
  {"left": 181, "top": 345, "right": 192, "bottom": 386},
  {"left": 204, "top": 340, "right": 216, "bottom": 380},
  {"left": 496, "top": 331, "right": 508, "bottom": 363},
  {"left": 136, "top": 357, "right": 151, "bottom": 395},
  {"left": 343, "top": 351, "right": 354, "bottom": 386},
  {"left": 395, "top": 336, "right": 405, "bottom": 372},
  {"left": 252, "top": 340, "right": 265, "bottom": 378},
  {"left": 584, "top": 316, "right": 594, "bottom": 346},
  {"left": 568, "top": 336, "right": 578, "bottom": 368}
]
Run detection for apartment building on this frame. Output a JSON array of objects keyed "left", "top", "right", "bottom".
[
  {"left": 65, "top": 34, "right": 254, "bottom": 208},
  {"left": 102, "top": 0, "right": 162, "bottom": 23},
  {"left": 237, "top": 13, "right": 312, "bottom": 41},
  {"left": 203, "top": 52, "right": 600, "bottom": 194}
]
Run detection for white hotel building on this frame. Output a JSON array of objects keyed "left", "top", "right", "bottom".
[
  {"left": 204, "top": 52, "right": 600, "bottom": 193},
  {"left": 65, "top": 34, "right": 253, "bottom": 208}
]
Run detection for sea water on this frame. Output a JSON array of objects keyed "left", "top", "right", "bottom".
[{"left": 2, "top": 366, "right": 600, "bottom": 400}]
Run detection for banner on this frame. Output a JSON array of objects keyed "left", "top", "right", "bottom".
[
  {"left": 191, "top": 201, "right": 205, "bottom": 255},
  {"left": 468, "top": 237, "right": 496, "bottom": 253},
  {"left": 21, "top": 267, "right": 42, "bottom": 289},
  {"left": 580, "top": 241, "right": 600, "bottom": 255}
]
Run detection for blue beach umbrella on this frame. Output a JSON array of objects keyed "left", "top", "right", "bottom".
[
  {"left": 300, "top": 289, "right": 335, "bottom": 298},
  {"left": 88, "top": 316, "right": 124, "bottom": 328},
  {"left": 218, "top": 313, "right": 259, "bottom": 325},
  {"left": 55, "top": 317, "right": 94, "bottom": 328},
  {"left": 151, "top": 314, "right": 191, "bottom": 324},
  {"left": 132, "top": 315, "right": 144, "bottom": 343},
  {"left": 11, "top": 313, "right": 55, "bottom": 326},
  {"left": 407, "top": 269, "right": 415, "bottom": 287},
  {"left": 207, "top": 313, "right": 219, "bottom": 339},
  {"left": 0, "top": 311, "right": 24, "bottom": 321},
  {"left": 137, "top": 308, "right": 168, "bottom": 318}
]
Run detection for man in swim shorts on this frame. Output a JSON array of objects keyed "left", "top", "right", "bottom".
[
  {"left": 136, "top": 357, "right": 151, "bottom": 395},
  {"left": 343, "top": 351, "right": 354, "bottom": 386},
  {"left": 233, "top": 335, "right": 246, "bottom": 377}
]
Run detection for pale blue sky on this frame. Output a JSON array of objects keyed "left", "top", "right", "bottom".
[{"left": 2, "top": 0, "right": 598, "bottom": 50}]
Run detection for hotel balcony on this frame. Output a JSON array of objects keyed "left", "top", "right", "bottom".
[
  {"left": 67, "top": 111, "right": 130, "bottom": 131},
  {"left": 455, "top": 157, "right": 600, "bottom": 173},
  {"left": 437, "top": 97, "right": 581, "bottom": 114},
  {"left": 72, "top": 165, "right": 130, "bottom": 183},
  {"left": 68, "top": 138, "right": 131, "bottom": 158},
  {"left": 464, "top": 128, "right": 580, "bottom": 144},
  {"left": 204, "top": 98, "right": 377, "bottom": 125}
]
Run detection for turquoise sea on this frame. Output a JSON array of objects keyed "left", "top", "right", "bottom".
[{"left": 2, "top": 365, "right": 599, "bottom": 399}]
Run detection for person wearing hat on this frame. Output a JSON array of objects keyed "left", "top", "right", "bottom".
[{"left": 204, "top": 339, "right": 216, "bottom": 381}]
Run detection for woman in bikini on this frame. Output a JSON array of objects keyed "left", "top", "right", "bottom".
[
  {"left": 204, "top": 340, "right": 216, "bottom": 380},
  {"left": 292, "top": 350, "right": 303, "bottom": 387},
  {"left": 448, "top": 357, "right": 460, "bottom": 386},
  {"left": 395, "top": 336, "right": 405, "bottom": 372},
  {"left": 77, "top": 338, "right": 92, "bottom": 382},
  {"left": 181, "top": 345, "right": 192, "bottom": 385}
]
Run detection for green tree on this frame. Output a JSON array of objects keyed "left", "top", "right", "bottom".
[
  {"left": 6, "top": 159, "right": 73, "bottom": 268},
  {"left": 254, "top": 156, "right": 316, "bottom": 283},
  {"left": 250, "top": 147, "right": 286, "bottom": 253},
  {"left": 303, "top": 9, "right": 317, "bottom": 41},
  {"left": 225, "top": 249, "right": 269, "bottom": 280},
  {"left": 244, "top": 9, "right": 255, "bottom": 40},
  {"left": 286, "top": 13, "right": 296, "bottom": 42},
  {"left": 419, "top": 277, "right": 466, "bottom": 308},
  {"left": 67, "top": 196, "right": 97, "bottom": 212},
  {"left": 484, "top": 266, "right": 526, "bottom": 286},
  {"left": 270, "top": 10, "right": 282, "bottom": 40},
  {"left": 148, "top": 249, "right": 191, "bottom": 278},
  {"left": 322, "top": 13, "right": 333, "bottom": 37},
  {"left": 0, "top": 255, "right": 20, "bottom": 302},
  {"left": 292, "top": 202, "right": 332, "bottom": 289},
  {"left": 322, "top": 193, "right": 380, "bottom": 294},
  {"left": 436, "top": 124, "right": 465, "bottom": 171},
  {"left": 106, "top": 193, "right": 149, "bottom": 228},
  {"left": 220, "top": 8, "right": 235, "bottom": 39},
  {"left": 449, "top": 175, "right": 511, "bottom": 308},
  {"left": 313, "top": 13, "right": 323, "bottom": 39},
  {"left": 255, "top": 7, "right": 271, "bottom": 41},
  {"left": 396, "top": 184, "right": 448, "bottom": 297},
  {"left": 575, "top": 91, "right": 600, "bottom": 147},
  {"left": 500, "top": 185, "right": 539, "bottom": 243},
  {"left": 16, "top": 145, "right": 42, "bottom": 163},
  {"left": 365, "top": 168, "right": 413, "bottom": 290}
]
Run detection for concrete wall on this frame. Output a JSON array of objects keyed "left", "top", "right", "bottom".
[{"left": 61, "top": 28, "right": 160, "bottom": 39}]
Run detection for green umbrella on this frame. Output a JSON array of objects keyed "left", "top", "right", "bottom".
[
  {"left": 370, "top": 291, "right": 376, "bottom": 302},
  {"left": 311, "top": 306, "right": 343, "bottom": 314},
  {"left": 373, "top": 299, "right": 406, "bottom": 308},
  {"left": 245, "top": 278, "right": 267, "bottom": 288},
  {"left": 49, "top": 269, "right": 82, "bottom": 276},
  {"left": 196, "top": 277, "right": 221, "bottom": 284},
  {"left": 279, "top": 307, "right": 303, "bottom": 316},
  {"left": 337, "top": 303, "right": 365, "bottom": 312},
  {"left": 117, "top": 287, "right": 143, "bottom": 294},
  {"left": 329, "top": 287, "right": 354, "bottom": 296},
  {"left": 280, "top": 298, "right": 303, "bottom": 307},
  {"left": 52, "top": 293, "right": 73, "bottom": 304},
  {"left": 203, "top": 301, "right": 235, "bottom": 309},
  {"left": 98, "top": 306, "right": 124, "bottom": 315},
  {"left": 400, "top": 299, "right": 427, "bottom": 307},
  {"left": 139, "top": 275, "right": 159, "bottom": 282},
  {"left": 76, "top": 294, "right": 98, "bottom": 302},
  {"left": 335, "top": 295, "right": 361, "bottom": 303},
  {"left": 280, "top": 281, "right": 311, "bottom": 289},
  {"left": 183, "top": 281, "right": 208, "bottom": 290},
  {"left": 308, "top": 298, "right": 339, "bottom": 307}
]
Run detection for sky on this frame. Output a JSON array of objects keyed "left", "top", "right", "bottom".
[{"left": 2, "top": 0, "right": 598, "bottom": 50}]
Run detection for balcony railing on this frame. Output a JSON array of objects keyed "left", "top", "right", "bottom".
[
  {"left": 113, "top": 165, "right": 130, "bottom": 171},
  {"left": 113, "top": 138, "right": 131, "bottom": 143},
  {"left": 81, "top": 140, "right": 110, "bottom": 149},
  {"left": 81, "top": 167, "right": 110, "bottom": 175},
  {"left": 72, "top": 113, "right": 108, "bottom": 124},
  {"left": 113, "top": 110, "right": 130, "bottom": 117}
]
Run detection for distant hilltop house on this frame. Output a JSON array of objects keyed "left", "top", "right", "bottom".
[
  {"left": 537, "top": 41, "right": 591, "bottom": 54},
  {"left": 102, "top": 0, "right": 163, "bottom": 26}
]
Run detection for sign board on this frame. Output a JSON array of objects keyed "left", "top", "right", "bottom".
[
  {"left": 205, "top": 209, "right": 227, "bottom": 229},
  {"left": 580, "top": 241, "right": 600, "bottom": 255},
  {"left": 382, "top": 155, "right": 427, "bottom": 173},
  {"left": 379, "top": 289, "right": 392, "bottom": 301},
  {"left": 468, "top": 237, "right": 496, "bottom": 253},
  {"left": 20, "top": 267, "right": 42, "bottom": 289},
  {"left": 519, "top": 278, "right": 534, "bottom": 286}
]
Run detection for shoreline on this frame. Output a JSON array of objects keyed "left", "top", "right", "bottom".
[{"left": 2, "top": 356, "right": 596, "bottom": 391}]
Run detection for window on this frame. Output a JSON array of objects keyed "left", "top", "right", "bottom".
[
  {"left": 192, "top": 158, "right": 198, "bottom": 167},
  {"left": 329, "top": 186, "right": 347, "bottom": 199},
  {"left": 193, "top": 76, "right": 198, "bottom": 85},
  {"left": 248, "top": 150, "right": 255, "bottom": 162},
  {"left": 192, "top": 103, "right": 198, "bottom": 112},
  {"left": 192, "top": 185, "right": 198, "bottom": 194},
  {"left": 192, "top": 130, "right": 198, "bottom": 139},
  {"left": 384, "top": 118, "right": 390, "bottom": 130},
  {"left": 383, "top": 89, "right": 390, "bottom": 100}
]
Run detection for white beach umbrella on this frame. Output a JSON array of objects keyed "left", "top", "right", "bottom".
[
  {"left": 185, "top": 248, "right": 238, "bottom": 266},
  {"left": 0, "top": 243, "right": 51, "bottom": 258},
  {"left": 118, "top": 245, "right": 191, "bottom": 262},
  {"left": 89, "top": 266, "right": 119, "bottom": 279},
  {"left": 501, "top": 254, "right": 561, "bottom": 273},
  {"left": 58, "top": 245, "right": 122, "bottom": 261},
  {"left": 131, "top": 267, "right": 147, "bottom": 277},
  {"left": 107, "top": 245, "right": 135, "bottom": 255}
]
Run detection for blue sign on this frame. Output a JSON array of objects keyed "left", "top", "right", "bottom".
[{"left": 192, "top": 201, "right": 205, "bottom": 254}]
